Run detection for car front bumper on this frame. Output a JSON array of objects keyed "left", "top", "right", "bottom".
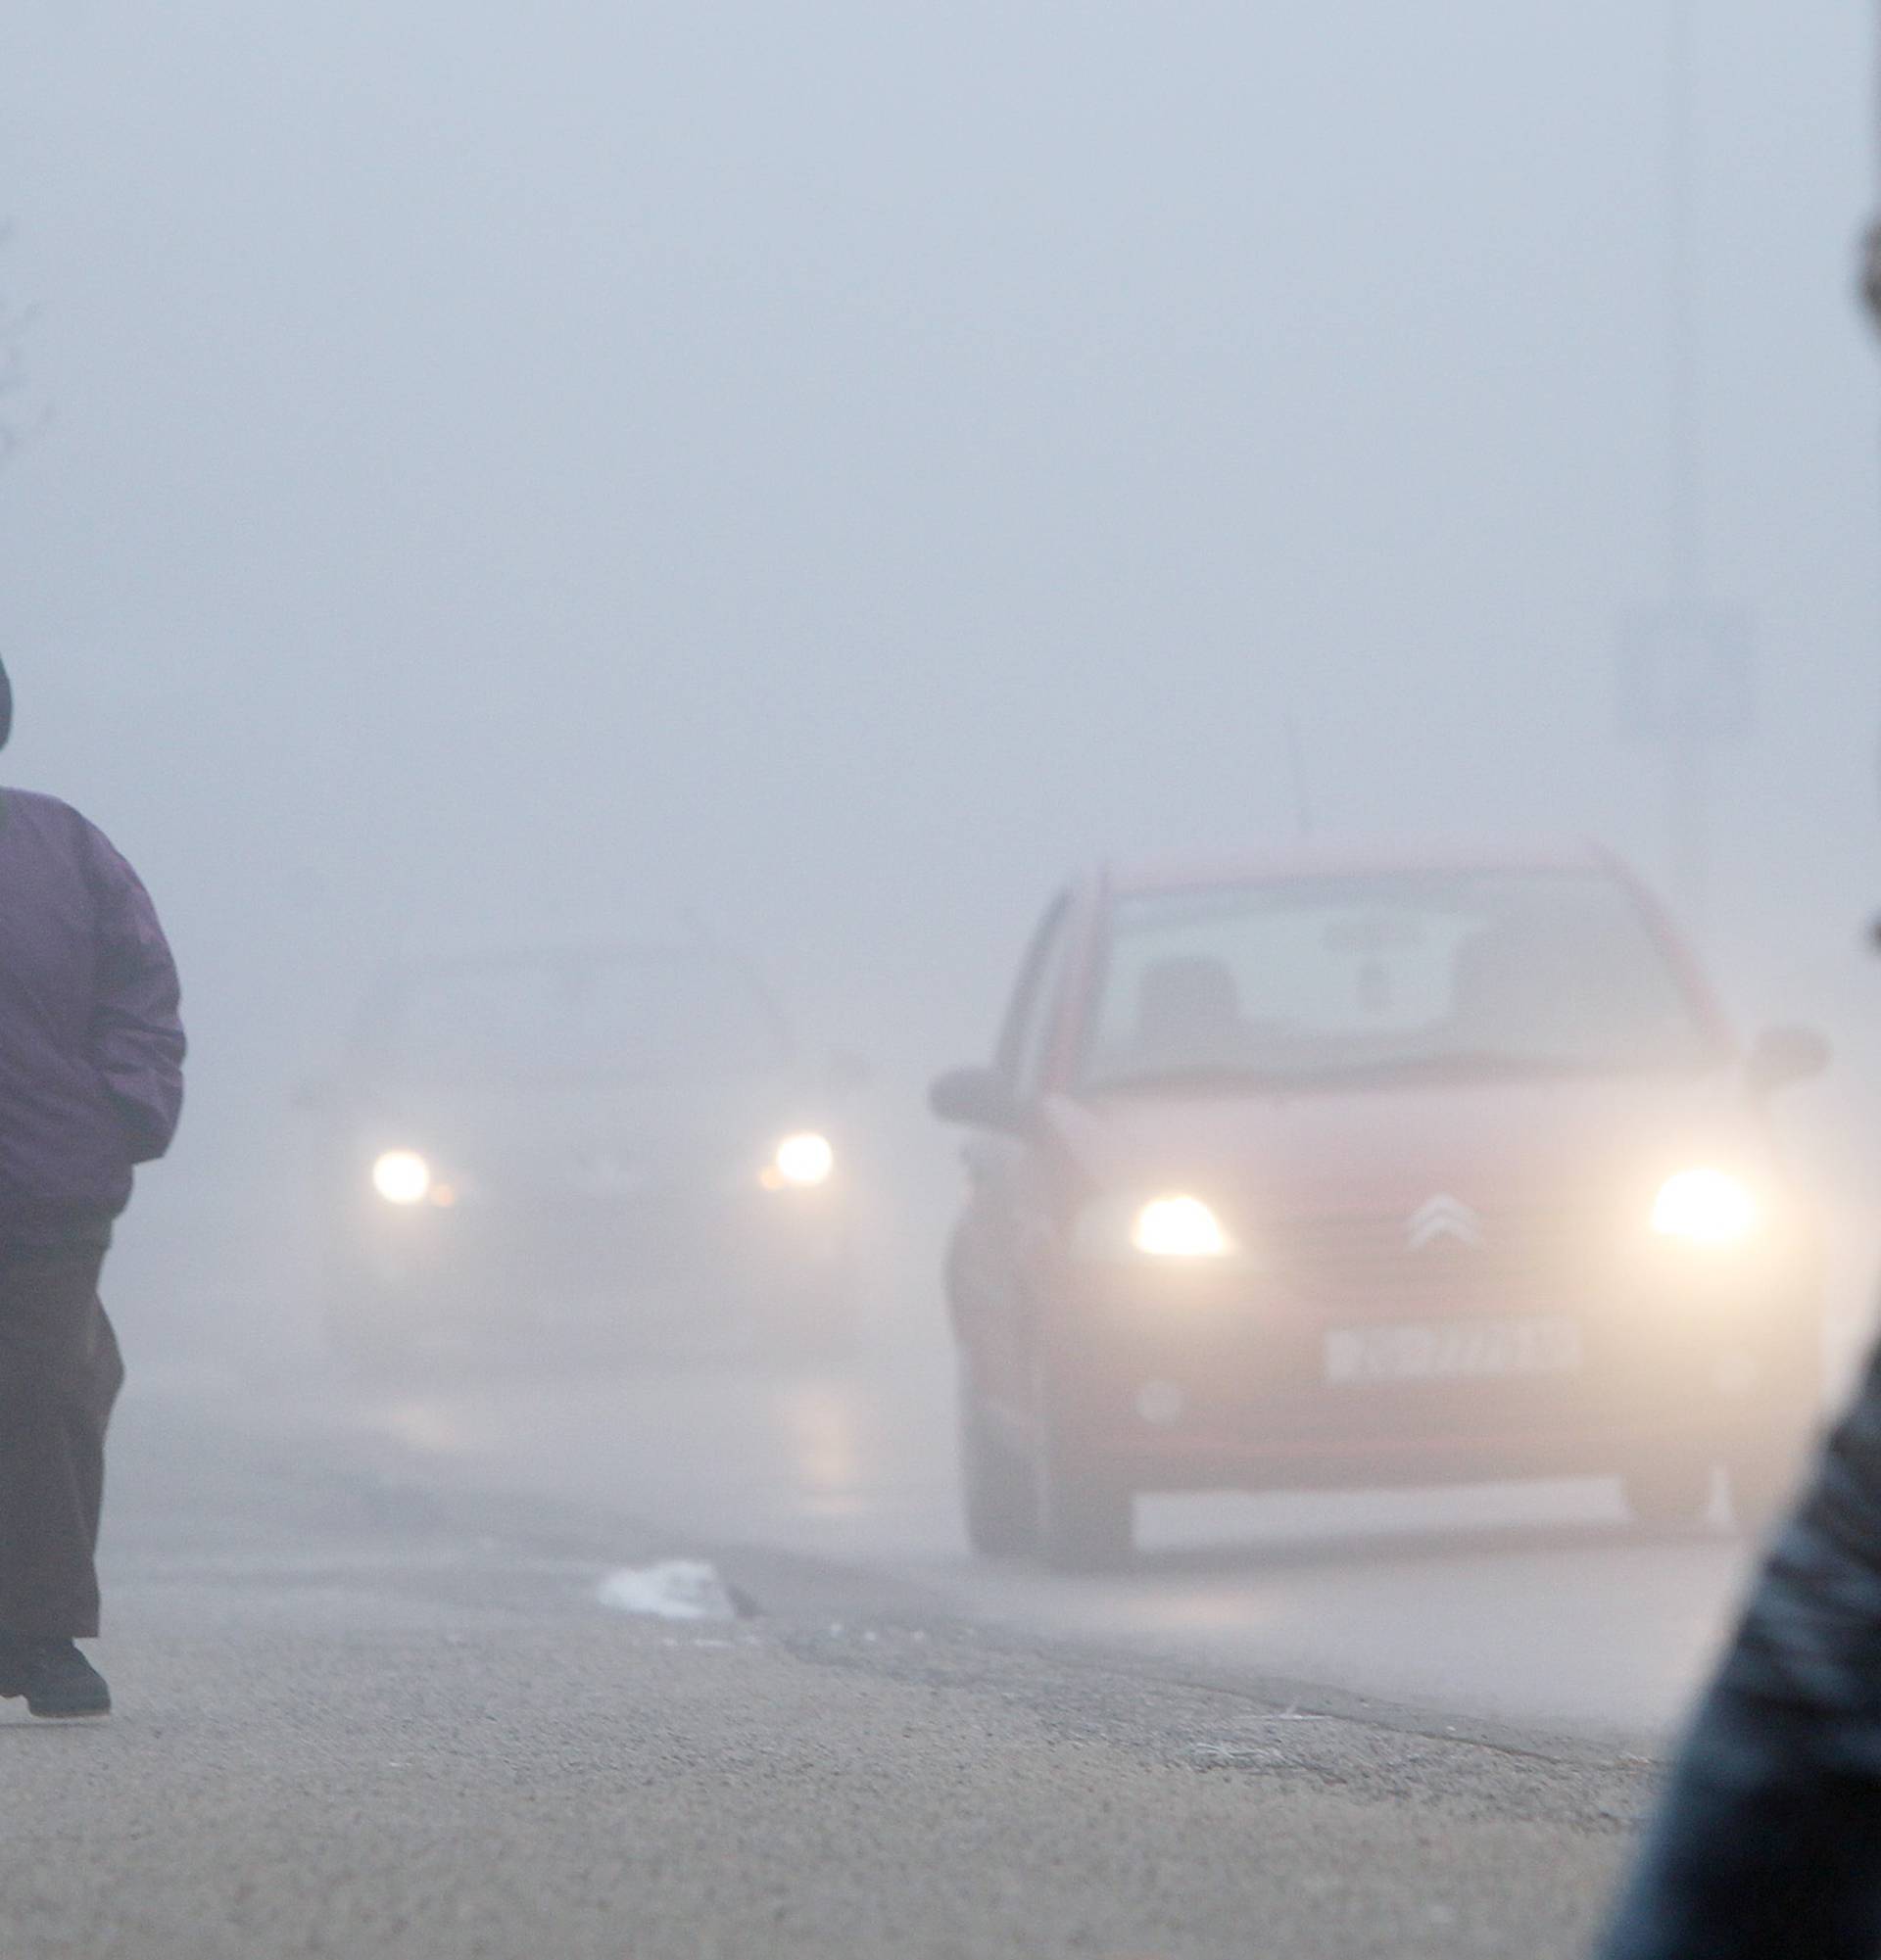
[
  {"left": 1043, "top": 1246, "right": 1824, "bottom": 1493},
  {"left": 342, "top": 1180, "right": 851, "bottom": 1327}
]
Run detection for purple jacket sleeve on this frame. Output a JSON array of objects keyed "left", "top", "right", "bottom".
[{"left": 84, "top": 824, "right": 186, "bottom": 1165}]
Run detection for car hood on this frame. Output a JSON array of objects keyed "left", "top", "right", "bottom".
[
  {"left": 348, "top": 1074, "right": 833, "bottom": 1184},
  {"left": 1044, "top": 1067, "right": 1767, "bottom": 1219}
]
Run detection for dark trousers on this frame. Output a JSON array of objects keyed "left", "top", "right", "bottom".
[{"left": 0, "top": 1232, "right": 123, "bottom": 1639}]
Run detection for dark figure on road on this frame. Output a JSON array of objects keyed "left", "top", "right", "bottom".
[
  {"left": 1597, "top": 1369, "right": 1881, "bottom": 1956},
  {"left": 1596, "top": 220, "right": 1881, "bottom": 1958},
  {"left": 0, "top": 659, "right": 184, "bottom": 1718}
]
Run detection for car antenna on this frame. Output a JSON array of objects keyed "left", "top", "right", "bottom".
[{"left": 1283, "top": 698, "right": 1317, "bottom": 839}]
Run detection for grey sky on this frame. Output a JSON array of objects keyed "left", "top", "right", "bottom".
[{"left": 0, "top": 4, "right": 1875, "bottom": 1236}]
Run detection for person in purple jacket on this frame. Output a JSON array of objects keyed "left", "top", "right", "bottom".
[{"left": 0, "top": 657, "right": 185, "bottom": 1718}]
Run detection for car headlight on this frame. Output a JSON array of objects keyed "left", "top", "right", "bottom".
[
  {"left": 1651, "top": 1168, "right": 1761, "bottom": 1247},
  {"left": 1133, "top": 1195, "right": 1233, "bottom": 1258},
  {"left": 765, "top": 1131, "right": 836, "bottom": 1190},
  {"left": 1074, "top": 1193, "right": 1238, "bottom": 1262},
  {"left": 372, "top": 1149, "right": 434, "bottom": 1207}
]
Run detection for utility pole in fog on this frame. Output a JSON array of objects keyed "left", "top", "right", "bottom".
[
  {"left": 1664, "top": 0, "right": 1699, "bottom": 608},
  {"left": 1616, "top": 0, "right": 1752, "bottom": 942},
  {"left": 1660, "top": 0, "right": 1707, "bottom": 925},
  {"left": 1870, "top": 3, "right": 1881, "bottom": 810},
  {"left": 0, "top": 225, "right": 31, "bottom": 470}
]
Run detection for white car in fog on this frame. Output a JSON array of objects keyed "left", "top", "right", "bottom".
[{"left": 308, "top": 936, "right": 864, "bottom": 1372}]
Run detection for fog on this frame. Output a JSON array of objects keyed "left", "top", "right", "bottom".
[
  {"left": 5, "top": 15, "right": 1881, "bottom": 1948},
  {"left": 1, "top": 5, "right": 1877, "bottom": 1316}
]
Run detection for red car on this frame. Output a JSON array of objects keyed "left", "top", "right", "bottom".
[{"left": 932, "top": 846, "right": 1828, "bottom": 1568}]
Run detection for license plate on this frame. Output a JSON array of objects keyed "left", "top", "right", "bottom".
[{"left": 1324, "top": 1315, "right": 1583, "bottom": 1386}]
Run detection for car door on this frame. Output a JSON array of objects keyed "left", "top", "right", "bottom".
[{"left": 953, "top": 891, "right": 1079, "bottom": 1426}]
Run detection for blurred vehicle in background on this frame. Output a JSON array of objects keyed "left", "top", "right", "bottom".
[
  {"left": 933, "top": 845, "right": 1828, "bottom": 1569},
  {"left": 308, "top": 934, "right": 863, "bottom": 1373}
]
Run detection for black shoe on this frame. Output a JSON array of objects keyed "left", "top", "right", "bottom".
[{"left": 0, "top": 1638, "right": 111, "bottom": 1720}]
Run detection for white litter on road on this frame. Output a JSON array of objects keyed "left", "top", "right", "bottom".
[{"left": 598, "top": 1559, "right": 746, "bottom": 1623}]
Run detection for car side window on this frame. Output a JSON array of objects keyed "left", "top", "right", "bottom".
[{"left": 997, "top": 894, "right": 1074, "bottom": 1097}]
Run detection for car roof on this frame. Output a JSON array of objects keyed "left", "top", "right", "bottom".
[
  {"left": 1101, "top": 838, "right": 1620, "bottom": 898},
  {"left": 346, "top": 935, "right": 799, "bottom": 1061},
  {"left": 390, "top": 939, "right": 727, "bottom": 979}
]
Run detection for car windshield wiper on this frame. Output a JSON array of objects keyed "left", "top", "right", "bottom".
[
  {"left": 1085, "top": 1051, "right": 1654, "bottom": 1097},
  {"left": 1083, "top": 1063, "right": 1300, "bottom": 1096},
  {"left": 1308, "top": 1050, "right": 1569, "bottom": 1080},
  {"left": 1317, "top": 1050, "right": 1660, "bottom": 1082}
]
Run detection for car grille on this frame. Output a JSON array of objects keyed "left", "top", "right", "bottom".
[{"left": 1268, "top": 1207, "right": 1596, "bottom": 1313}]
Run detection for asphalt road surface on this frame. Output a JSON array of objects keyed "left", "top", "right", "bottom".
[
  {"left": 2, "top": 1296, "right": 1815, "bottom": 1960},
  {"left": 340, "top": 1324, "right": 1777, "bottom": 1745}
]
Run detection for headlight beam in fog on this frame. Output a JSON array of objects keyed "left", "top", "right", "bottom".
[
  {"left": 1650, "top": 1167, "right": 1760, "bottom": 1246},
  {"left": 1132, "top": 1195, "right": 1233, "bottom": 1260},
  {"left": 765, "top": 1131, "right": 836, "bottom": 1190},
  {"left": 372, "top": 1149, "right": 434, "bottom": 1207}
]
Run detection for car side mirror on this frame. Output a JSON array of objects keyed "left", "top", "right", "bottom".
[
  {"left": 1747, "top": 1025, "right": 1830, "bottom": 1096},
  {"left": 929, "top": 1066, "right": 1028, "bottom": 1133}
]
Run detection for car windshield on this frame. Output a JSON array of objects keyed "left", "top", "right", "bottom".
[
  {"left": 363, "top": 949, "right": 790, "bottom": 1086},
  {"left": 1082, "top": 870, "right": 1717, "bottom": 1093}
]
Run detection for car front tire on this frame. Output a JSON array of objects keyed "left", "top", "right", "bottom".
[
  {"left": 1036, "top": 1464, "right": 1134, "bottom": 1572},
  {"left": 958, "top": 1365, "right": 1037, "bottom": 1558},
  {"left": 1027, "top": 1341, "right": 1136, "bottom": 1571}
]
